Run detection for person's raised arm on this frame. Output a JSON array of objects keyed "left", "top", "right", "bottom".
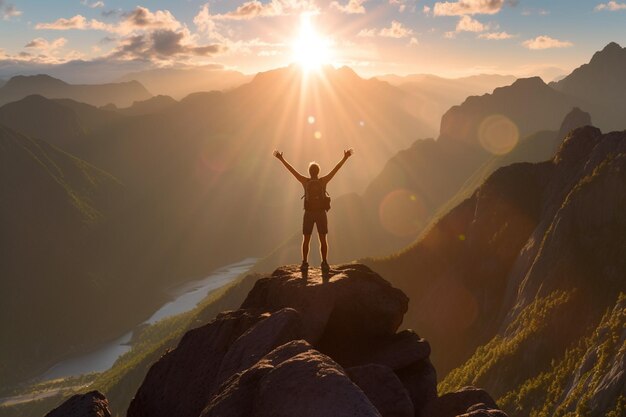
[
  {"left": 323, "top": 149, "right": 353, "bottom": 183},
  {"left": 273, "top": 150, "right": 307, "bottom": 183}
]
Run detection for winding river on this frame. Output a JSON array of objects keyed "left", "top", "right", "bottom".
[{"left": 39, "top": 258, "right": 258, "bottom": 381}]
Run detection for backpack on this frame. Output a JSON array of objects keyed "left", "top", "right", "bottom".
[{"left": 303, "top": 179, "right": 331, "bottom": 211}]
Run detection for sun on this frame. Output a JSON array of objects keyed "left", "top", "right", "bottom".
[{"left": 292, "top": 14, "right": 332, "bottom": 71}]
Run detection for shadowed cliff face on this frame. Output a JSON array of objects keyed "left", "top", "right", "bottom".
[
  {"left": 112, "top": 264, "right": 507, "bottom": 417},
  {"left": 369, "top": 126, "right": 626, "bottom": 416}
]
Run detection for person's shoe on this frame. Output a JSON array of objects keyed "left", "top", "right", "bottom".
[
  {"left": 321, "top": 261, "right": 330, "bottom": 272},
  {"left": 300, "top": 261, "right": 309, "bottom": 271}
]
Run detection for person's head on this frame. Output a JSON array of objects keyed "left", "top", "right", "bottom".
[{"left": 308, "top": 162, "right": 320, "bottom": 178}]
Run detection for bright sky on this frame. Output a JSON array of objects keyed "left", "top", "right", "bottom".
[{"left": 0, "top": 1, "right": 625, "bottom": 81}]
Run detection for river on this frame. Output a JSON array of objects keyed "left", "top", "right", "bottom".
[{"left": 39, "top": 258, "right": 258, "bottom": 381}]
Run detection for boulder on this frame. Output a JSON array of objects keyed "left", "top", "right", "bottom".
[
  {"left": 241, "top": 264, "right": 408, "bottom": 344},
  {"left": 45, "top": 391, "right": 111, "bottom": 417},
  {"left": 128, "top": 308, "right": 296, "bottom": 417},
  {"left": 330, "top": 329, "right": 430, "bottom": 369},
  {"left": 396, "top": 358, "right": 438, "bottom": 416},
  {"left": 215, "top": 308, "right": 302, "bottom": 386},
  {"left": 347, "top": 364, "right": 414, "bottom": 417},
  {"left": 202, "top": 340, "right": 381, "bottom": 417},
  {"left": 423, "top": 386, "right": 498, "bottom": 417}
]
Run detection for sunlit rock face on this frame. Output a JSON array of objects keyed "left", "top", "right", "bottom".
[{"left": 117, "top": 264, "right": 507, "bottom": 417}]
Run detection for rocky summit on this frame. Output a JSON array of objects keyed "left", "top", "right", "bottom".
[{"left": 51, "top": 264, "right": 507, "bottom": 417}]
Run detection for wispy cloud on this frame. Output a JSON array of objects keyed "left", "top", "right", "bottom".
[
  {"left": 81, "top": 0, "right": 105, "bottom": 8},
  {"left": 0, "top": 0, "right": 21, "bottom": 20},
  {"left": 522, "top": 35, "right": 573, "bottom": 50},
  {"left": 595, "top": 1, "right": 626, "bottom": 11},
  {"left": 208, "top": 0, "right": 318, "bottom": 20},
  {"left": 389, "top": 0, "right": 407, "bottom": 13},
  {"left": 456, "top": 15, "right": 486, "bottom": 32},
  {"left": 35, "top": 7, "right": 182, "bottom": 35},
  {"left": 35, "top": 15, "right": 110, "bottom": 31},
  {"left": 331, "top": 0, "right": 367, "bottom": 14},
  {"left": 478, "top": 31, "right": 515, "bottom": 39},
  {"left": 433, "top": 0, "right": 514, "bottom": 16},
  {"left": 25, "top": 37, "right": 68, "bottom": 50},
  {"left": 359, "top": 20, "right": 414, "bottom": 39}
]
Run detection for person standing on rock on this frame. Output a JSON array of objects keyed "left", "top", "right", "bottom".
[{"left": 273, "top": 149, "right": 354, "bottom": 272}]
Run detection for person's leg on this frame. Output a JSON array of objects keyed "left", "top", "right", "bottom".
[
  {"left": 302, "top": 234, "right": 311, "bottom": 263},
  {"left": 302, "top": 211, "right": 314, "bottom": 266},
  {"left": 318, "top": 233, "right": 328, "bottom": 263}
]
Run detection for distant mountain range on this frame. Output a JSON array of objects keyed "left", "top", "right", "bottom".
[
  {"left": 116, "top": 67, "right": 252, "bottom": 100},
  {"left": 0, "top": 74, "right": 152, "bottom": 107},
  {"left": 376, "top": 73, "right": 517, "bottom": 133}
]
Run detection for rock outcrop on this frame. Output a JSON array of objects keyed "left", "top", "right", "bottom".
[
  {"left": 122, "top": 264, "right": 507, "bottom": 417},
  {"left": 44, "top": 391, "right": 111, "bottom": 417}
]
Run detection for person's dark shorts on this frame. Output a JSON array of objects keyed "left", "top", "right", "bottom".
[{"left": 303, "top": 209, "right": 328, "bottom": 235}]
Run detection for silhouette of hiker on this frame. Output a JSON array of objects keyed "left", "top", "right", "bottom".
[{"left": 274, "top": 149, "right": 353, "bottom": 273}]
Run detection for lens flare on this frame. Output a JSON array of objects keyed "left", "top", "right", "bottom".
[
  {"left": 478, "top": 114, "right": 520, "bottom": 155},
  {"left": 379, "top": 189, "right": 428, "bottom": 237},
  {"left": 314, "top": 131, "right": 322, "bottom": 139},
  {"left": 307, "top": 115, "right": 316, "bottom": 124}
]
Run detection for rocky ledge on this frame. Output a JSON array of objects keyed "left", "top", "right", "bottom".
[{"left": 51, "top": 264, "right": 507, "bottom": 417}]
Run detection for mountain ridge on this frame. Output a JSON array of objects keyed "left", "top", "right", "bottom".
[{"left": 0, "top": 74, "right": 152, "bottom": 107}]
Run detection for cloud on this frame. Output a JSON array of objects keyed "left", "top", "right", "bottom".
[
  {"left": 595, "top": 1, "right": 626, "bottom": 11},
  {"left": 0, "top": 0, "right": 22, "bottom": 20},
  {"left": 478, "top": 31, "right": 514, "bottom": 39},
  {"left": 117, "top": 7, "right": 182, "bottom": 33},
  {"left": 25, "top": 37, "right": 68, "bottom": 50},
  {"left": 109, "top": 29, "right": 225, "bottom": 61},
  {"left": 380, "top": 20, "right": 414, "bottom": 38},
  {"left": 81, "top": 0, "right": 105, "bottom": 8},
  {"left": 36, "top": 7, "right": 182, "bottom": 34},
  {"left": 357, "top": 28, "right": 377, "bottom": 37},
  {"left": 522, "top": 35, "right": 573, "bottom": 50},
  {"left": 409, "top": 37, "right": 419, "bottom": 45},
  {"left": 456, "top": 15, "right": 486, "bottom": 32},
  {"left": 194, "top": 4, "right": 215, "bottom": 33},
  {"left": 35, "top": 15, "right": 111, "bottom": 31},
  {"left": 209, "top": 0, "right": 318, "bottom": 20},
  {"left": 434, "top": 0, "right": 510, "bottom": 16},
  {"left": 359, "top": 21, "right": 414, "bottom": 38},
  {"left": 521, "top": 8, "right": 550, "bottom": 16},
  {"left": 389, "top": 0, "right": 407, "bottom": 12},
  {"left": 331, "top": 0, "right": 367, "bottom": 14}
]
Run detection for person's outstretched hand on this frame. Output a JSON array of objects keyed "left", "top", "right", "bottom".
[
  {"left": 273, "top": 150, "right": 284, "bottom": 160},
  {"left": 344, "top": 149, "right": 354, "bottom": 159}
]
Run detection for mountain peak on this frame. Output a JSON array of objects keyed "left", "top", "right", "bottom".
[
  {"left": 558, "top": 107, "right": 592, "bottom": 139},
  {"left": 4, "top": 74, "right": 68, "bottom": 89},
  {"left": 589, "top": 41, "right": 625, "bottom": 64},
  {"left": 509, "top": 76, "right": 547, "bottom": 90},
  {"left": 601, "top": 41, "right": 623, "bottom": 53}
]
